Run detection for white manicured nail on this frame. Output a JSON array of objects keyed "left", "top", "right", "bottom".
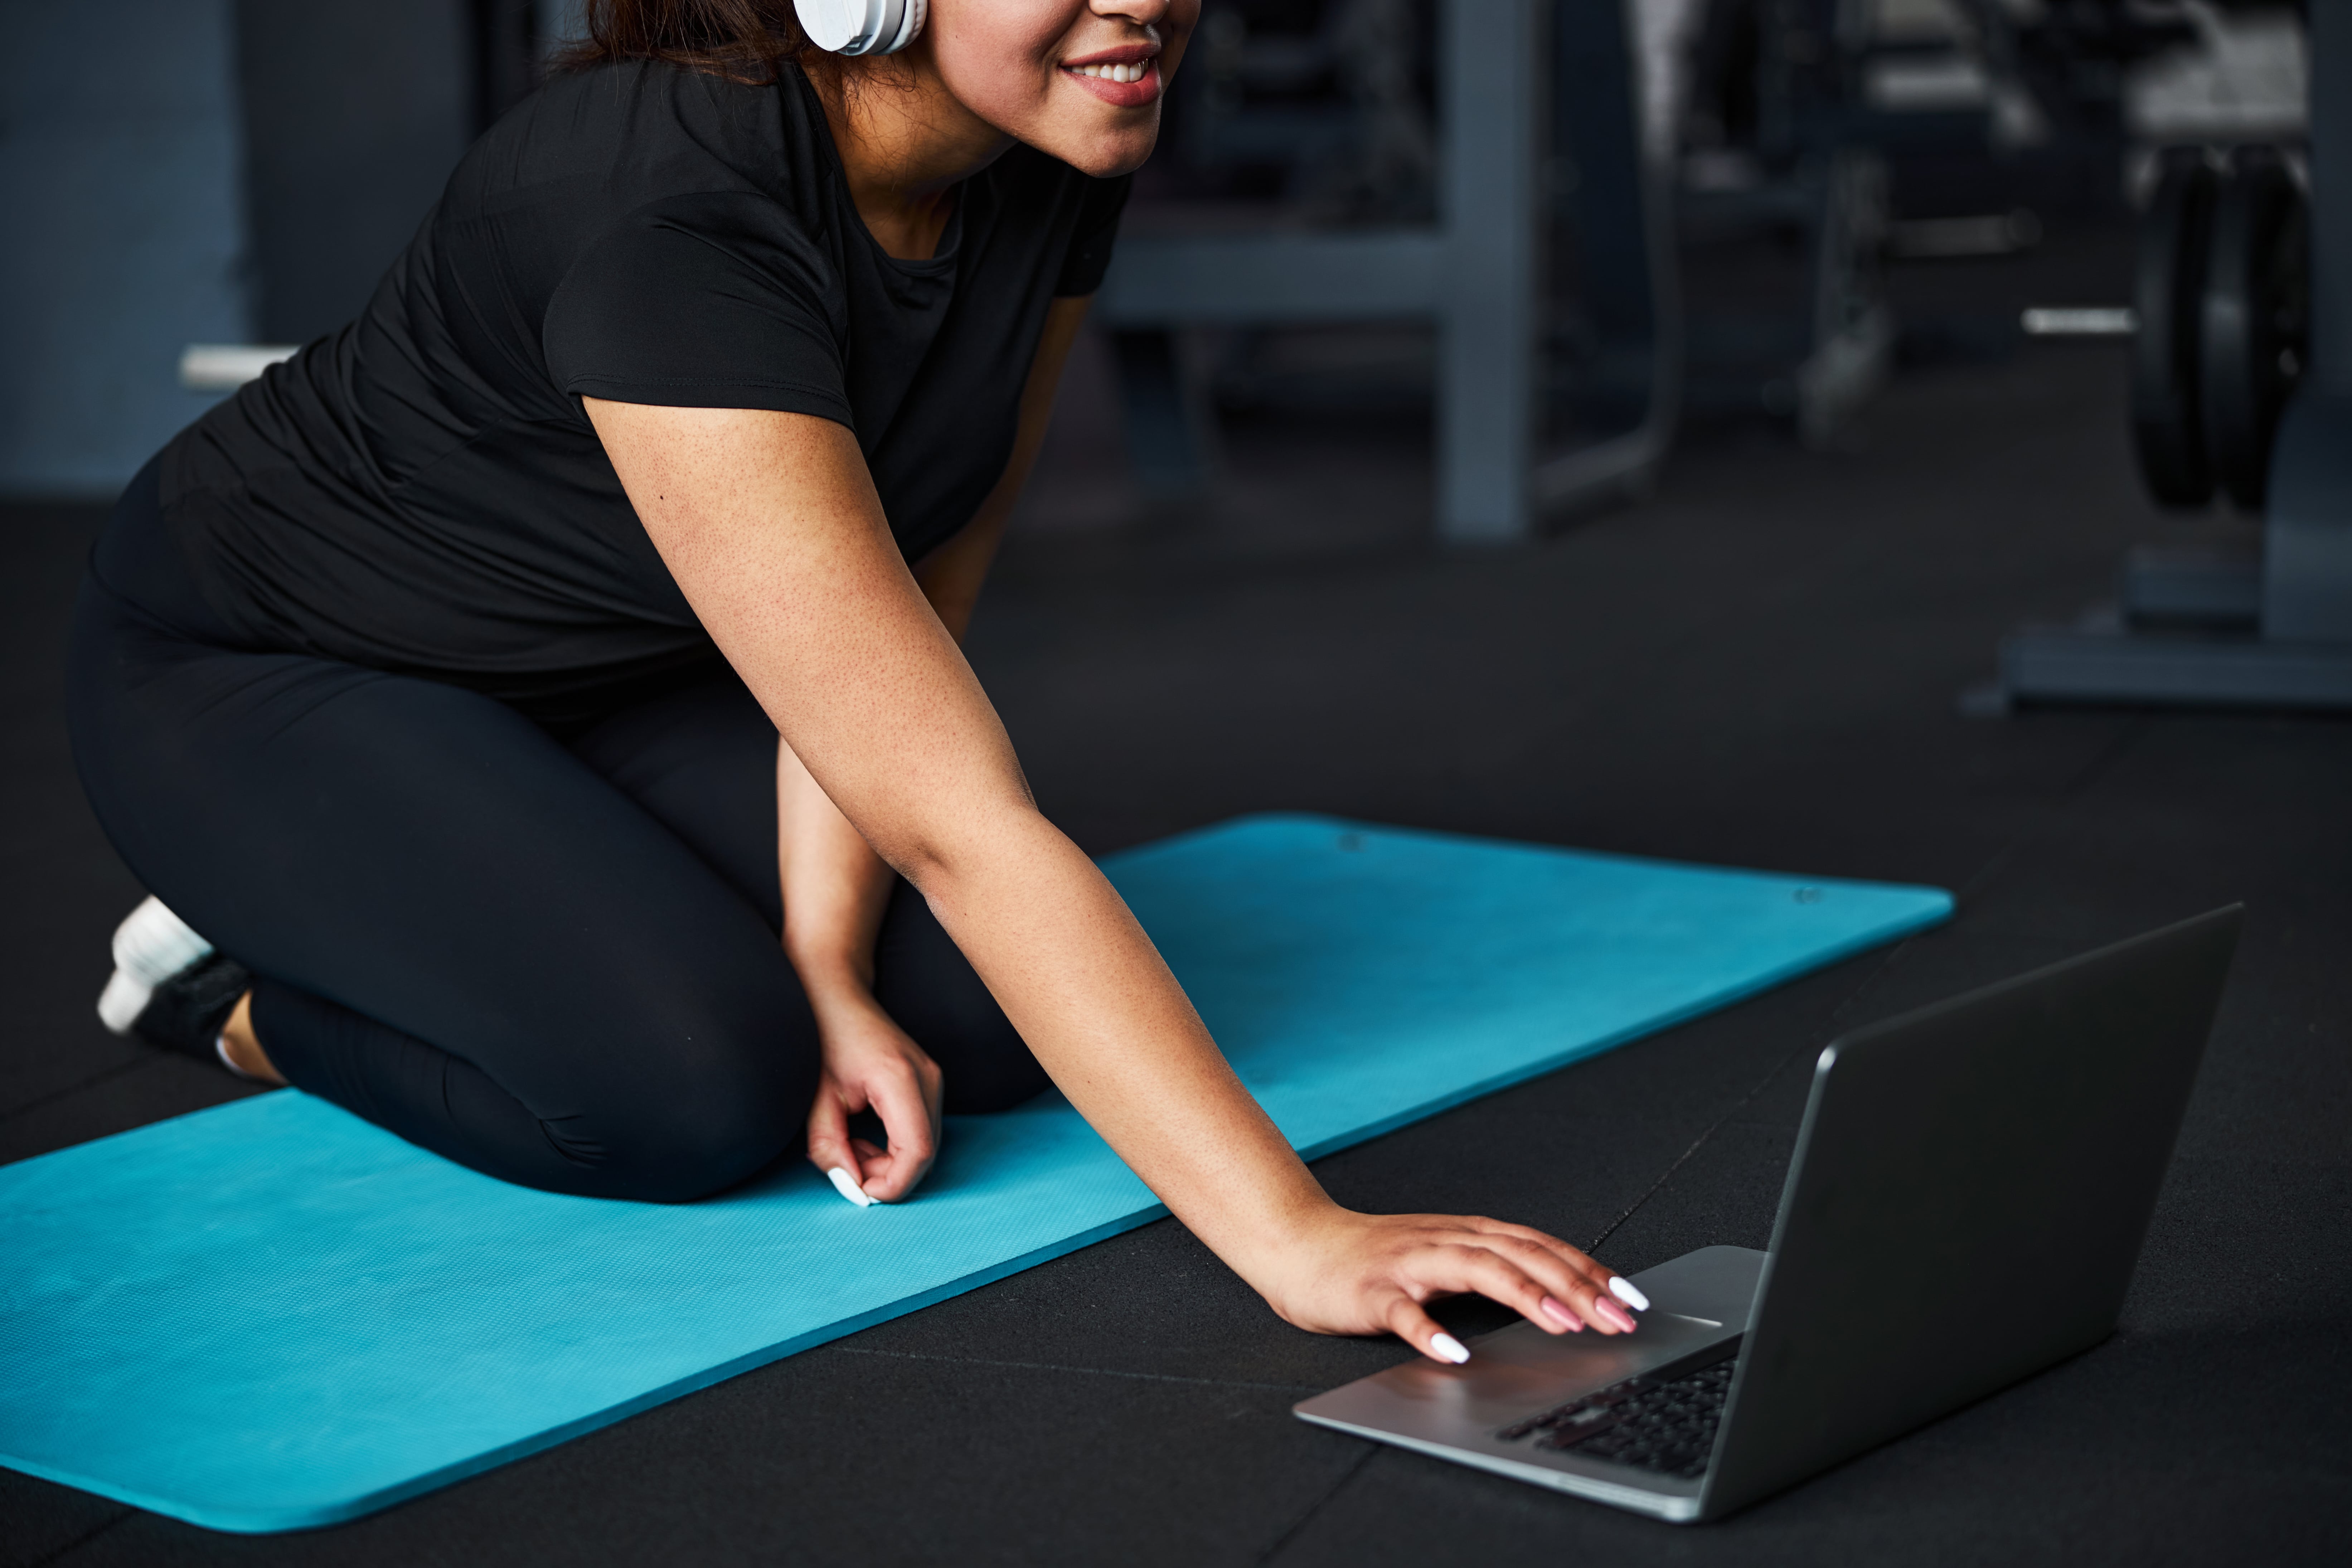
[
  {"left": 1609, "top": 1276, "right": 1650, "bottom": 1312},
  {"left": 1429, "top": 1333, "right": 1470, "bottom": 1364},
  {"left": 828, "top": 1166, "right": 875, "bottom": 1208}
]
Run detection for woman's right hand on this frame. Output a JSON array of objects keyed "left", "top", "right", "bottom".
[
  {"left": 802, "top": 993, "right": 944, "bottom": 1204},
  {"left": 1251, "top": 1207, "right": 1644, "bottom": 1363}
]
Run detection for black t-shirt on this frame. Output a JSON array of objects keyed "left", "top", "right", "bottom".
[{"left": 159, "top": 60, "right": 1128, "bottom": 722}]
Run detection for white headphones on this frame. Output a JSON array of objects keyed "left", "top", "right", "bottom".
[{"left": 794, "top": 0, "right": 927, "bottom": 56}]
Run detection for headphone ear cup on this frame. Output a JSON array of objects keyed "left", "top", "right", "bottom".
[
  {"left": 793, "top": 0, "right": 862, "bottom": 54},
  {"left": 795, "top": 0, "right": 925, "bottom": 57},
  {"left": 883, "top": 0, "right": 927, "bottom": 55}
]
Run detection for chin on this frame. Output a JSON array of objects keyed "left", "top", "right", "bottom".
[
  {"left": 1014, "top": 108, "right": 1159, "bottom": 179},
  {"left": 1063, "top": 132, "right": 1158, "bottom": 179}
]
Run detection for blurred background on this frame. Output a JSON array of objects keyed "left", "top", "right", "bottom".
[
  {"left": 4, "top": 5, "right": 2346, "bottom": 1562},
  {"left": 0, "top": 0, "right": 2310, "bottom": 511}
]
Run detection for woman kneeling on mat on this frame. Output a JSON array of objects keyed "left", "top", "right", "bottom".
[{"left": 68, "top": 0, "right": 1645, "bottom": 1359}]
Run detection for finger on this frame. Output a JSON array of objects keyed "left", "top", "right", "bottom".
[
  {"left": 1474, "top": 1233, "right": 1630, "bottom": 1331},
  {"left": 1460, "top": 1220, "right": 1643, "bottom": 1320},
  {"left": 1425, "top": 1246, "right": 1601, "bottom": 1337},
  {"left": 1466, "top": 1218, "right": 1617, "bottom": 1288},
  {"left": 1417, "top": 1243, "right": 1636, "bottom": 1339},
  {"left": 908, "top": 1049, "right": 944, "bottom": 1165},
  {"left": 860, "top": 1059, "right": 940, "bottom": 1203},
  {"left": 804, "top": 1084, "right": 872, "bottom": 1200},
  {"left": 893, "top": 1048, "right": 941, "bottom": 1170},
  {"left": 1602, "top": 1272, "right": 1650, "bottom": 1313},
  {"left": 1529, "top": 1264, "right": 1631, "bottom": 1334},
  {"left": 1383, "top": 1297, "right": 1471, "bottom": 1365},
  {"left": 904, "top": 1040, "right": 943, "bottom": 1112}
]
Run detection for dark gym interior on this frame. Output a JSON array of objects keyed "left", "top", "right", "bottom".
[{"left": 3, "top": 1, "right": 2346, "bottom": 1563}]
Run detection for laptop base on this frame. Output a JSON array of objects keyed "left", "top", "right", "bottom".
[{"left": 1293, "top": 1246, "right": 1765, "bottom": 1523}]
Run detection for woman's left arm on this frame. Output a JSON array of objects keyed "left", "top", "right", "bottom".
[{"left": 789, "top": 296, "right": 1093, "bottom": 1202}]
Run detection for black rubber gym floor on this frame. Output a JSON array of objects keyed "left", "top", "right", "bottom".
[{"left": 5, "top": 228, "right": 2347, "bottom": 1564}]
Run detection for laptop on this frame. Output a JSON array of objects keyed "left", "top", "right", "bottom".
[{"left": 1293, "top": 906, "right": 2242, "bottom": 1522}]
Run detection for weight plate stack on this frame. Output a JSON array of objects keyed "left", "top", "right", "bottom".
[
  {"left": 2199, "top": 145, "right": 2309, "bottom": 512},
  {"left": 2132, "top": 148, "right": 2218, "bottom": 508}
]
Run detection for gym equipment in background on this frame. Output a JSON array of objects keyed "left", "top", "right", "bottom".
[
  {"left": 1674, "top": 0, "right": 1897, "bottom": 445},
  {"left": 1675, "top": 0, "right": 2207, "bottom": 441},
  {"left": 1095, "top": 0, "right": 1679, "bottom": 540},
  {"left": 2129, "top": 146, "right": 2221, "bottom": 508},
  {"left": 2117, "top": 142, "right": 2310, "bottom": 515},
  {"left": 2196, "top": 144, "right": 2307, "bottom": 511},
  {"left": 1985, "top": 2, "right": 2351, "bottom": 713},
  {"left": 0, "top": 815, "right": 1949, "bottom": 1532}
]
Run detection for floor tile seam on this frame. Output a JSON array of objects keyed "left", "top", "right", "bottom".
[
  {"left": 1573, "top": 745, "right": 2190, "bottom": 1244},
  {"left": 829, "top": 1345, "right": 1324, "bottom": 1395},
  {"left": 0, "top": 1056, "right": 154, "bottom": 1131},
  {"left": 2050, "top": 714, "right": 2154, "bottom": 808},
  {"left": 1252, "top": 1441, "right": 1379, "bottom": 1568},
  {"left": 1582, "top": 873, "right": 1977, "bottom": 1253},
  {"left": 11, "top": 1507, "right": 130, "bottom": 1568}
]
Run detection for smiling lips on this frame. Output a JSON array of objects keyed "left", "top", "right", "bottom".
[{"left": 1062, "top": 51, "right": 1162, "bottom": 107}]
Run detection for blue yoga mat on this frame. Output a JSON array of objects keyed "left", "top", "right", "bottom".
[{"left": 0, "top": 815, "right": 1949, "bottom": 1531}]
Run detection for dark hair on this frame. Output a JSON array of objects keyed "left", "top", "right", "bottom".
[{"left": 556, "top": 0, "right": 818, "bottom": 84}]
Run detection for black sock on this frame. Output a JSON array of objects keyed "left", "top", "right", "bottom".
[{"left": 132, "top": 952, "right": 254, "bottom": 1065}]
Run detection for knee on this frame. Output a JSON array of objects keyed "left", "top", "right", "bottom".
[{"left": 551, "top": 1006, "right": 820, "bottom": 1204}]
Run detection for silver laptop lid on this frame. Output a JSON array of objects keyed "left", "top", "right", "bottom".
[{"left": 1701, "top": 906, "right": 2242, "bottom": 1518}]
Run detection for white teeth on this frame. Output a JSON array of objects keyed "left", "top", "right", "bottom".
[{"left": 1072, "top": 61, "right": 1149, "bottom": 83}]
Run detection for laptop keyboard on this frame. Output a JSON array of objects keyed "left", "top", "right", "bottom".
[{"left": 1495, "top": 1341, "right": 1742, "bottom": 1481}]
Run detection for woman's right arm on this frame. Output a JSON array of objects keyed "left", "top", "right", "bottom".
[
  {"left": 784, "top": 294, "right": 1092, "bottom": 1203},
  {"left": 585, "top": 398, "right": 1641, "bottom": 1358}
]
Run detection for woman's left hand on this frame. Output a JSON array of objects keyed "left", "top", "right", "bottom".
[{"left": 804, "top": 995, "right": 944, "bottom": 1203}]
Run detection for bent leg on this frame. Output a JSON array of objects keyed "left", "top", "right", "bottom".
[
  {"left": 69, "top": 563, "right": 818, "bottom": 1203},
  {"left": 567, "top": 672, "right": 1051, "bottom": 1113}
]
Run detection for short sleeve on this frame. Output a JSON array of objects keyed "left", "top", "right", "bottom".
[
  {"left": 544, "top": 191, "right": 853, "bottom": 424},
  {"left": 1053, "top": 173, "right": 1133, "bottom": 298}
]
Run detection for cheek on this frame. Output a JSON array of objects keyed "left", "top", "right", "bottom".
[
  {"left": 928, "top": 6, "right": 1070, "bottom": 128},
  {"left": 1163, "top": 0, "right": 1203, "bottom": 66}
]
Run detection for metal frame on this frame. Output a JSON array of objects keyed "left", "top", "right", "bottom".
[{"left": 1095, "top": 0, "right": 1679, "bottom": 543}]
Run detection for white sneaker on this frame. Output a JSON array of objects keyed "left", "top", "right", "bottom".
[{"left": 96, "top": 896, "right": 216, "bottom": 1035}]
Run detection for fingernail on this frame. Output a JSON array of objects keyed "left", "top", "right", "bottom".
[
  {"left": 1429, "top": 1333, "right": 1471, "bottom": 1364},
  {"left": 1541, "top": 1296, "right": 1583, "bottom": 1331},
  {"left": 1608, "top": 1276, "right": 1651, "bottom": 1312},
  {"left": 1595, "top": 1297, "right": 1638, "bottom": 1333},
  {"left": 827, "top": 1166, "right": 875, "bottom": 1208}
]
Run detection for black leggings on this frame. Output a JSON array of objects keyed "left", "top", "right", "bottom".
[{"left": 66, "top": 462, "right": 1047, "bottom": 1202}]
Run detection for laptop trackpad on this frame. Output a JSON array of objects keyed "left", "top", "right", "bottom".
[{"left": 1298, "top": 1245, "right": 1766, "bottom": 1434}]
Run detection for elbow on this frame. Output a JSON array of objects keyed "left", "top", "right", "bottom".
[{"left": 865, "top": 797, "right": 1056, "bottom": 903}]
